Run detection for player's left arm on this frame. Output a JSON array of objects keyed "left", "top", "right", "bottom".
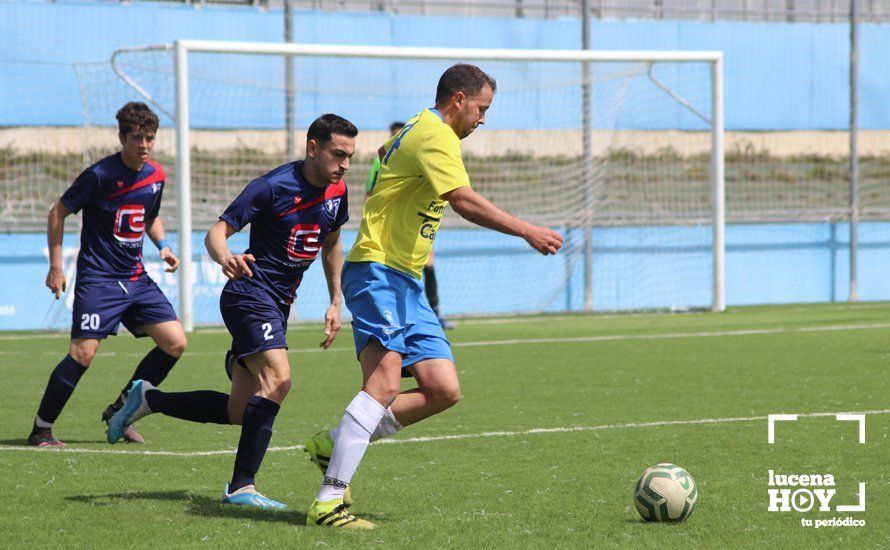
[
  {"left": 447, "top": 186, "right": 563, "bottom": 256},
  {"left": 319, "top": 228, "right": 343, "bottom": 349},
  {"left": 145, "top": 216, "right": 179, "bottom": 272}
]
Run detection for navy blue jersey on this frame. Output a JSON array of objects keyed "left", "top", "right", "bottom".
[
  {"left": 219, "top": 161, "right": 349, "bottom": 305},
  {"left": 61, "top": 153, "right": 165, "bottom": 281}
]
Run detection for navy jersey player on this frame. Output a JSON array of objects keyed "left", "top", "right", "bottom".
[
  {"left": 107, "top": 114, "right": 356, "bottom": 510},
  {"left": 28, "top": 102, "right": 187, "bottom": 447}
]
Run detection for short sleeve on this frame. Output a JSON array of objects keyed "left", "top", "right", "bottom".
[
  {"left": 332, "top": 187, "right": 349, "bottom": 231},
  {"left": 416, "top": 130, "right": 471, "bottom": 198},
  {"left": 147, "top": 186, "right": 164, "bottom": 219},
  {"left": 219, "top": 178, "right": 273, "bottom": 231},
  {"left": 147, "top": 164, "right": 166, "bottom": 219},
  {"left": 60, "top": 168, "right": 99, "bottom": 214}
]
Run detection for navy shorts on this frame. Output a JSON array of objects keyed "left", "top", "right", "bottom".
[
  {"left": 71, "top": 277, "right": 178, "bottom": 340},
  {"left": 220, "top": 277, "right": 289, "bottom": 364}
]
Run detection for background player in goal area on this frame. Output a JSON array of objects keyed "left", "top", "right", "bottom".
[{"left": 29, "top": 102, "right": 186, "bottom": 447}]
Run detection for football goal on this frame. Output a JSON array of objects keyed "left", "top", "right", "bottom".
[{"left": 77, "top": 41, "right": 724, "bottom": 330}]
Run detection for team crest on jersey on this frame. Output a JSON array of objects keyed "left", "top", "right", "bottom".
[{"left": 324, "top": 198, "right": 341, "bottom": 214}]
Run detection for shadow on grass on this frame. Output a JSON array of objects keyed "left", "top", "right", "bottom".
[
  {"left": 624, "top": 518, "right": 689, "bottom": 527},
  {"left": 66, "top": 490, "right": 307, "bottom": 525},
  {"left": 0, "top": 438, "right": 107, "bottom": 446}
]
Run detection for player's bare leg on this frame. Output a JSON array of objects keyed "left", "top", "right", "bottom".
[
  {"left": 388, "top": 358, "right": 461, "bottom": 427},
  {"left": 102, "top": 320, "right": 187, "bottom": 443},
  {"left": 306, "top": 356, "right": 459, "bottom": 510},
  {"left": 143, "top": 320, "right": 188, "bottom": 358},
  {"left": 227, "top": 357, "right": 261, "bottom": 425},
  {"left": 221, "top": 348, "right": 289, "bottom": 510},
  {"left": 356, "top": 358, "right": 462, "bottom": 446},
  {"left": 28, "top": 338, "right": 100, "bottom": 447},
  {"left": 69, "top": 338, "right": 101, "bottom": 367},
  {"left": 359, "top": 340, "right": 404, "bottom": 407}
]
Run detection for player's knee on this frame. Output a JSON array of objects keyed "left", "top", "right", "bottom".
[
  {"left": 162, "top": 336, "right": 187, "bottom": 358},
  {"left": 382, "top": 386, "right": 400, "bottom": 405},
  {"left": 430, "top": 383, "right": 461, "bottom": 409},
  {"left": 263, "top": 375, "right": 291, "bottom": 403},
  {"left": 69, "top": 346, "right": 96, "bottom": 367},
  {"left": 276, "top": 377, "right": 292, "bottom": 399},
  {"left": 365, "top": 380, "right": 400, "bottom": 406},
  {"left": 443, "top": 386, "right": 461, "bottom": 408}
]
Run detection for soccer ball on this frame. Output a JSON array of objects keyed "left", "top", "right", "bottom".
[{"left": 633, "top": 463, "right": 698, "bottom": 522}]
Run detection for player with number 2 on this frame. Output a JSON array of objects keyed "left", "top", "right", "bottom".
[{"left": 107, "top": 114, "right": 356, "bottom": 510}]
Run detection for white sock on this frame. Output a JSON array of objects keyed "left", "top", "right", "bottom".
[
  {"left": 369, "top": 407, "right": 403, "bottom": 443},
  {"left": 34, "top": 415, "right": 53, "bottom": 429},
  {"left": 317, "top": 391, "right": 386, "bottom": 502}
]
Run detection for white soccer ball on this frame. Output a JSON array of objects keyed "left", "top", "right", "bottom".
[{"left": 633, "top": 463, "right": 698, "bottom": 522}]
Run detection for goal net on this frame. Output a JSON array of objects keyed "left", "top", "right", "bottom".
[{"left": 76, "top": 41, "right": 724, "bottom": 329}]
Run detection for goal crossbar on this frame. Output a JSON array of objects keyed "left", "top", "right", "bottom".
[{"left": 114, "top": 40, "right": 723, "bottom": 63}]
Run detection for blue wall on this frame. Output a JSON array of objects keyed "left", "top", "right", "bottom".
[
  {"left": 2, "top": 0, "right": 889, "bottom": 130},
  {"left": 2, "top": 222, "right": 889, "bottom": 330}
]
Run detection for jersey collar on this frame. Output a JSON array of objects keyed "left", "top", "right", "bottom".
[{"left": 429, "top": 108, "right": 445, "bottom": 122}]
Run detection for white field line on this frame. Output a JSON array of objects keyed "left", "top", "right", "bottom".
[
  {"left": 451, "top": 322, "right": 890, "bottom": 348},
  {"left": 7, "top": 321, "right": 890, "bottom": 358},
  {"left": 1, "top": 409, "right": 888, "bottom": 457},
  {"left": 0, "top": 333, "right": 71, "bottom": 341},
  {"left": 4, "top": 305, "right": 889, "bottom": 343}
]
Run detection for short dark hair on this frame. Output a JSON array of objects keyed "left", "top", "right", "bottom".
[
  {"left": 435, "top": 64, "right": 497, "bottom": 105},
  {"left": 116, "top": 102, "right": 159, "bottom": 135},
  {"left": 389, "top": 121, "right": 406, "bottom": 134},
  {"left": 307, "top": 113, "right": 358, "bottom": 146}
]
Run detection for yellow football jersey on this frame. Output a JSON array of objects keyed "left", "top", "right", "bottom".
[{"left": 347, "top": 108, "right": 471, "bottom": 278}]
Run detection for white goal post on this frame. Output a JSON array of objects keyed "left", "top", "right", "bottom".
[{"left": 107, "top": 40, "right": 724, "bottom": 331}]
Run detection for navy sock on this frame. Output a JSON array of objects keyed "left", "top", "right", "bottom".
[
  {"left": 230, "top": 396, "right": 280, "bottom": 492},
  {"left": 145, "top": 390, "right": 231, "bottom": 425},
  {"left": 35, "top": 355, "right": 87, "bottom": 426},
  {"left": 121, "top": 347, "right": 179, "bottom": 397}
]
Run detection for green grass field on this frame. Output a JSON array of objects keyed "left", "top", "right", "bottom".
[{"left": 1, "top": 303, "right": 888, "bottom": 548}]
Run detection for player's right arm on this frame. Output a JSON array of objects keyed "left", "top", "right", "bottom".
[
  {"left": 47, "top": 168, "right": 98, "bottom": 298},
  {"left": 45, "top": 199, "right": 72, "bottom": 299},
  {"left": 207, "top": 177, "right": 273, "bottom": 279},
  {"left": 205, "top": 221, "right": 254, "bottom": 279},
  {"left": 446, "top": 186, "right": 563, "bottom": 256}
]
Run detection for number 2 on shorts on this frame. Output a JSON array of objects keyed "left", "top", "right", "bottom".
[{"left": 261, "top": 322, "right": 273, "bottom": 341}]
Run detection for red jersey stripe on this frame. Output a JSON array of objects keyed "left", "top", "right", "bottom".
[
  {"left": 278, "top": 180, "right": 347, "bottom": 218},
  {"left": 106, "top": 165, "right": 165, "bottom": 199}
]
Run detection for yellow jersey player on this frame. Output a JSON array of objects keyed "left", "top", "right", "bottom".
[
  {"left": 366, "top": 120, "right": 454, "bottom": 330},
  {"left": 305, "top": 64, "right": 563, "bottom": 529}
]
